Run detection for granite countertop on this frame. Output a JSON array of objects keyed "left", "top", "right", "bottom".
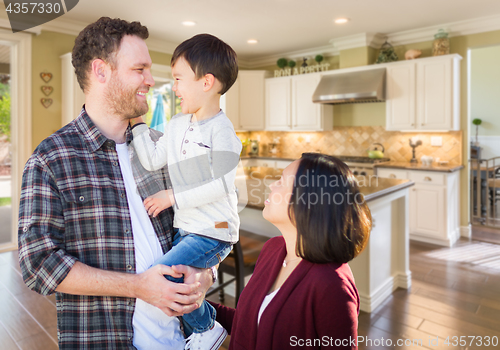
[
  {"left": 375, "top": 161, "right": 464, "bottom": 173},
  {"left": 241, "top": 156, "right": 296, "bottom": 161},
  {"left": 241, "top": 167, "right": 414, "bottom": 210}
]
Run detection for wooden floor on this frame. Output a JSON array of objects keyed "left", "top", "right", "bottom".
[{"left": 2, "top": 238, "right": 500, "bottom": 349}]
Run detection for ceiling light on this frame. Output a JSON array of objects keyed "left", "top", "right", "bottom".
[
  {"left": 334, "top": 18, "right": 349, "bottom": 24},
  {"left": 247, "top": 39, "right": 258, "bottom": 44},
  {"left": 182, "top": 21, "right": 196, "bottom": 26}
]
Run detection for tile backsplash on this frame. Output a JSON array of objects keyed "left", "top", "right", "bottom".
[{"left": 237, "top": 127, "right": 462, "bottom": 164}]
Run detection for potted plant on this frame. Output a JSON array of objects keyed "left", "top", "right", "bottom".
[
  {"left": 472, "top": 118, "right": 482, "bottom": 146},
  {"left": 277, "top": 58, "right": 288, "bottom": 70}
]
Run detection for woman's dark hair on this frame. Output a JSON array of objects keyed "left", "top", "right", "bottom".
[
  {"left": 171, "top": 33, "right": 238, "bottom": 95},
  {"left": 289, "top": 153, "right": 371, "bottom": 264},
  {"left": 72, "top": 17, "right": 149, "bottom": 92}
]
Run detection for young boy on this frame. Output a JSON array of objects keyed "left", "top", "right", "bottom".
[{"left": 130, "top": 34, "right": 241, "bottom": 350}]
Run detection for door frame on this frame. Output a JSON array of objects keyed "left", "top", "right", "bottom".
[{"left": 0, "top": 29, "right": 32, "bottom": 252}]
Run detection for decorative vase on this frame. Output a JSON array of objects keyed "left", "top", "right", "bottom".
[{"left": 432, "top": 29, "right": 450, "bottom": 56}]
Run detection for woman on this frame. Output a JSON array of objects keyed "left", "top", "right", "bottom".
[{"left": 210, "top": 153, "right": 371, "bottom": 349}]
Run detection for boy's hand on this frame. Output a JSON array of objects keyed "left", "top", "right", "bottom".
[
  {"left": 144, "top": 189, "right": 175, "bottom": 217},
  {"left": 130, "top": 116, "right": 145, "bottom": 127}
]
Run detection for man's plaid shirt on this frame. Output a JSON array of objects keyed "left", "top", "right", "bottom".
[{"left": 18, "top": 108, "right": 175, "bottom": 349}]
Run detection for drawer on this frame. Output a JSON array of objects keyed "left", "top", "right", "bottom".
[
  {"left": 409, "top": 171, "right": 445, "bottom": 186},
  {"left": 376, "top": 168, "right": 408, "bottom": 179},
  {"left": 241, "top": 159, "right": 258, "bottom": 167}
]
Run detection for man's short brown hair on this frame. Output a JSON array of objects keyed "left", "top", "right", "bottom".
[
  {"left": 72, "top": 17, "right": 149, "bottom": 92},
  {"left": 171, "top": 34, "right": 238, "bottom": 95}
]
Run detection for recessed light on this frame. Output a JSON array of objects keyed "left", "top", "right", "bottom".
[
  {"left": 247, "top": 39, "right": 258, "bottom": 44},
  {"left": 182, "top": 21, "right": 196, "bottom": 26},
  {"left": 334, "top": 18, "right": 349, "bottom": 24}
]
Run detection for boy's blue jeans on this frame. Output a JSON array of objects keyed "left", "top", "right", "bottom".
[{"left": 152, "top": 228, "right": 232, "bottom": 334}]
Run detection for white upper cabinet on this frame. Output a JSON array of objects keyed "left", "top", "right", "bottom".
[
  {"left": 386, "top": 63, "right": 416, "bottom": 130},
  {"left": 265, "top": 77, "right": 291, "bottom": 130},
  {"left": 265, "top": 73, "right": 333, "bottom": 131},
  {"left": 386, "top": 54, "right": 461, "bottom": 131},
  {"left": 221, "top": 70, "right": 270, "bottom": 131}
]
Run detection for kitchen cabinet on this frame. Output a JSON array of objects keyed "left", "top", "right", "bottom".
[
  {"left": 386, "top": 54, "right": 461, "bottom": 131},
  {"left": 377, "top": 168, "right": 460, "bottom": 246},
  {"left": 61, "top": 53, "right": 85, "bottom": 127},
  {"left": 221, "top": 70, "right": 270, "bottom": 131},
  {"left": 265, "top": 73, "right": 333, "bottom": 131}
]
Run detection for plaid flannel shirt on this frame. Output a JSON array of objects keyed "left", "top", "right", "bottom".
[{"left": 18, "top": 108, "right": 175, "bottom": 349}]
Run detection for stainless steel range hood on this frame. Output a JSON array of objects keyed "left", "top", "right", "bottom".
[{"left": 312, "top": 68, "right": 386, "bottom": 104}]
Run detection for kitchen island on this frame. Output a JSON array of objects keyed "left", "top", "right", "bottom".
[{"left": 238, "top": 166, "right": 414, "bottom": 313}]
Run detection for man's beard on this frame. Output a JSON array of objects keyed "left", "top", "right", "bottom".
[{"left": 105, "top": 73, "right": 149, "bottom": 119}]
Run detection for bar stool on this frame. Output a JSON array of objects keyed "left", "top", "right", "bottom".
[{"left": 206, "top": 232, "right": 266, "bottom": 306}]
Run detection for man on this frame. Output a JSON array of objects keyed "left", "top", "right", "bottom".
[{"left": 18, "top": 17, "right": 214, "bottom": 349}]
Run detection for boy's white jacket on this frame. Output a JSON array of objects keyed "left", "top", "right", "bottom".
[{"left": 132, "top": 110, "right": 246, "bottom": 244}]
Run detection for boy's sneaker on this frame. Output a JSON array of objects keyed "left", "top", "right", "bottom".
[{"left": 185, "top": 321, "right": 227, "bottom": 350}]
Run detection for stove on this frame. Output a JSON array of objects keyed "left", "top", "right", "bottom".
[{"left": 335, "top": 156, "right": 390, "bottom": 176}]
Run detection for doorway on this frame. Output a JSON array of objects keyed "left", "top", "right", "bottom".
[
  {"left": 468, "top": 44, "right": 500, "bottom": 242},
  {"left": 0, "top": 30, "right": 32, "bottom": 253},
  {"left": 0, "top": 45, "right": 11, "bottom": 247}
]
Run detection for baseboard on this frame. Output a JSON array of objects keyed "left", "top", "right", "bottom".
[
  {"left": 410, "top": 233, "right": 457, "bottom": 247},
  {"left": 460, "top": 225, "right": 471, "bottom": 238},
  {"left": 394, "top": 271, "right": 412, "bottom": 290},
  {"left": 358, "top": 277, "right": 394, "bottom": 313}
]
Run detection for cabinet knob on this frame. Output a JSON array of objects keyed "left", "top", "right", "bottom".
[
  {"left": 389, "top": 174, "right": 396, "bottom": 179},
  {"left": 421, "top": 123, "right": 425, "bottom": 126},
  {"left": 424, "top": 176, "right": 432, "bottom": 181},
  {"left": 413, "top": 188, "right": 416, "bottom": 191},
  {"left": 411, "top": 123, "right": 414, "bottom": 127}
]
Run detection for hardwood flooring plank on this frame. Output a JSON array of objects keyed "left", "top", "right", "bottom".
[
  {"left": 0, "top": 289, "right": 49, "bottom": 343},
  {"left": 16, "top": 332, "right": 58, "bottom": 350},
  {"left": 14, "top": 291, "right": 57, "bottom": 338},
  {"left": 411, "top": 287, "right": 480, "bottom": 314},
  {"left": 0, "top": 264, "right": 32, "bottom": 297},
  {"left": 371, "top": 317, "right": 450, "bottom": 350},
  {"left": 476, "top": 304, "right": 500, "bottom": 322},
  {"left": 382, "top": 293, "right": 500, "bottom": 336},
  {"left": 0, "top": 320, "right": 20, "bottom": 350},
  {"left": 46, "top": 294, "right": 56, "bottom": 306}
]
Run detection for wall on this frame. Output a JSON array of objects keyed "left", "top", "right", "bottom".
[
  {"left": 31, "top": 31, "right": 174, "bottom": 151},
  {"left": 238, "top": 129, "right": 462, "bottom": 165},
  {"left": 32, "top": 31, "right": 76, "bottom": 150},
  {"left": 470, "top": 44, "right": 500, "bottom": 136}
]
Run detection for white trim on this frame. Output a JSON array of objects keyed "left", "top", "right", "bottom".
[
  {"left": 241, "top": 44, "right": 339, "bottom": 69},
  {"left": 248, "top": 13, "right": 500, "bottom": 68},
  {"left": 0, "top": 18, "right": 41, "bottom": 35},
  {"left": 358, "top": 277, "right": 394, "bottom": 313},
  {"left": 460, "top": 225, "right": 471, "bottom": 238},
  {"left": 329, "top": 32, "right": 387, "bottom": 51},
  {"left": 0, "top": 29, "right": 32, "bottom": 250}
]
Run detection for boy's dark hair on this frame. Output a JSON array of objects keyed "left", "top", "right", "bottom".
[
  {"left": 289, "top": 153, "right": 371, "bottom": 264},
  {"left": 72, "top": 17, "right": 149, "bottom": 92},
  {"left": 171, "top": 34, "right": 238, "bottom": 95}
]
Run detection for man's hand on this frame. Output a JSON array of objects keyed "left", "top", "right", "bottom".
[
  {"left": 130, "top": 116, "right": 145, "bottom": 127},
  {"left": 133, "top": 264, "right": 203, "bottom": 317},
  {"left": 172, "top": 265, "right": 214, "bottom": 309},
  {"left": 144, "top": 190, "right": 175, "bottom": 217}
]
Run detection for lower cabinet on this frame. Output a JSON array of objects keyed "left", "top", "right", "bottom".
[{"left": 376, "top": 168, "right": 460, "bottom": 246}]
